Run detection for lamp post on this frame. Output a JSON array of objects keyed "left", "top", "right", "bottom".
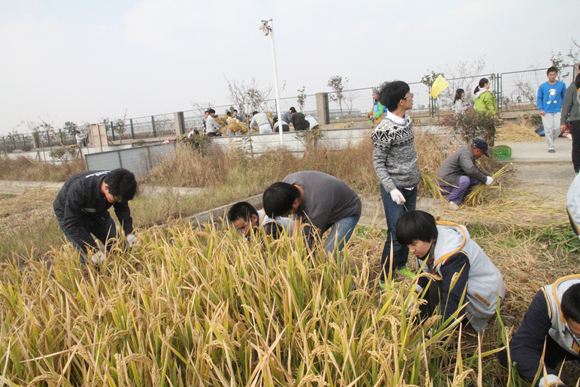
[{"left": 260, "top": 19, "right": 283, "bottom": 145}]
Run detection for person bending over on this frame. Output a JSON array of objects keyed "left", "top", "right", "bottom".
[
  {"left": 396, "top": 210, "right": 505, "bottom": 332},
  {"left": 497, "top": 276, "right": 580, "bottom": 387},
  {"left": 263, "top": 171, "right": 361, "bottom": 257},
  {"left": 227, "top": 201, "right": 293, "bottom": 239},
  {"left": 53, "top": 168, "right": 138, "bottom": 264}
]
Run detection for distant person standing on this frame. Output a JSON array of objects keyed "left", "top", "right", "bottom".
[
  {"left": 205, "top": 109, "right": 221, "bottom": 137},
  {"left": 249, "top": 111, "right": 273, "bottom": 134},
  {"left": 290, "top": 107, "right": 310, "bottom": 131},
  {"left": 371, "top": 81, "right": 420, "bottom": 280},
  {"left": 282, "top": 108, "right": 293, "bottom": 130},
  {"left": 367, "top": 88, "right": 385, "bottom": 125},
  {"left": 474, "top": 78, "right": 498, "bottom": 116},
  {"left": 560, "top": 73, "right": 580, "bottom": 170},
  {"left": 453, "top": 88, "right": 467, "bottom": 114},
  {"left": 538, "top": 66, "right": 567, "bottom": 153}
]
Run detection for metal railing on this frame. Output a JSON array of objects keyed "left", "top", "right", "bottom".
[{"left": 2, "top": 65, "right": 577, "bottom": 153}]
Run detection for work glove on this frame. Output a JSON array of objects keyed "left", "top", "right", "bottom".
[
  {"left": 390, "top": 189, "right": 406, "bottom": 205},
  {"left": 91, "top": 251, "right": 106, "bottom": 264},
  {"left": 126, "top": 234, "right": 138, "bottom": 248},
  {"left": 485, "top": 176, "right": 494, "bottom": 185}
]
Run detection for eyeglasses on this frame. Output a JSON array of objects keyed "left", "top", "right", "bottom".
[
  {"left": 402, "top": 93, "right": 414, "bottom": 100},
  {"left": 566, "top": 324, "right": 580, "bottom": 341}
]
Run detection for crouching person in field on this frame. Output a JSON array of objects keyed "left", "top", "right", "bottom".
[
  {"left": 498, "top": 276, "right": 580, "bottom": 387},
  {"left": 227, "top": 201, "right": 293, "bottom": 240},
  {"left": 53, "top": 169, "right": 138, "bottom": 265},
  {"left": 263, "top": 171, "right": 361, "bottom": 257},
  {"left": 396, "top": 211, "right": 505, "bottom": 332}
]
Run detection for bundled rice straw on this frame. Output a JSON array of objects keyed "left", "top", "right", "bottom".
[
  {"left": 464, "top": 165, "right": 510, "bottom": 206},
  {"left": 420, "top": 171, "right": 446, "bottom": 202},
  {"left": 496, "top": 120, "right": 539, "bottom": 142}
]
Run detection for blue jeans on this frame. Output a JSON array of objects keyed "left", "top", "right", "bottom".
[
  {"left": 323, "top": 216, "right": 360, "bottom": 258},
  {"left": 439, "top": 176, "right": 480, "bottom": 204},
  {"left": 57, "top": 214, "right": 117, "bottom": 264},
  {"left": 380, "top": 184, "right": 417, "bottom": 279}
]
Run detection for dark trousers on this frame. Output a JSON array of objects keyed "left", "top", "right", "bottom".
[
  {"left": 570, "top": 121, "right": 580, "bottom": 173},
  {"left": 439, "top": 176, "right": 480, "bottom": 204},
  {"left": 419, "top": 279, "right": 443, "bottom": 320},
  {"left": 57, "top": 214, "right": 117, "bottom": 264},
  {"left": 379, "top": 184, "right": 417, "bottom": 279},
  {"left": 497, "top": 335, "right": 580, "bottom": 382}
]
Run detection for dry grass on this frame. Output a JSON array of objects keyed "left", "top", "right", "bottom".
[
  {"left": 496, "top": 120, "right": 541, "bottom": 143},
  {"left": 0, "top": 157, "right": 85, "bottom": 182}
]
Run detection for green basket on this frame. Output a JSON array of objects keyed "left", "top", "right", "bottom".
[{"left": 492, "top": 145, "right": 512, "bottom": 161}]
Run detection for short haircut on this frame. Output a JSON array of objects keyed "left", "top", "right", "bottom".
[
  {"left": 227, "top": 201, "right": 258, "bottom": 222},
  {"left": 379, "top": 81, "right": 410, "bottom": 111},
  {"left": 226, "top": 111, "right": 232, "bottom": 117},
  {"left": 233, "top": 109, "right": 238, "bottom": 113},
  {"left": 396, "top": 210, "right": 438, "bottom": 246},
  {"left": 263, "top": 182, "right": 300, "bottom": 218},
  {"left": 207, "top": 108, "right": 216, "bottom": 114},
  {"left": 289, "top": 107, "right": 296, "bottom": 113},
  {"left": 105, "top": 168, "right": 137, "bottom": 201},
  {"left": 547, "top": 66, "right": 558, "bottom": 75},
  {"left": 562, "top": 283, "right": 580, "bottom": 324},
  {"left": 252, "top": 111, "right": 259, "bottom": 116}
]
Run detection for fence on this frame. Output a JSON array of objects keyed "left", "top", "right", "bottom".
[{"left": 2, "top": 65, "right": 578, "bottom": 154}]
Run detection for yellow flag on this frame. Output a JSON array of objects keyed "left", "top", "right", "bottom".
[{"left": 429, "top": 75, "right": 449, "bottom": 99}]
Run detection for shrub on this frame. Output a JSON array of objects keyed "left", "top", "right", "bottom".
[{"left": 439, "top": 109, "right": 499, "bottom": 145}]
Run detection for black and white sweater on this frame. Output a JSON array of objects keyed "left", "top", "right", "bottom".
[{"left": 371, "top": 114, "right": 420, "bottom": 192}]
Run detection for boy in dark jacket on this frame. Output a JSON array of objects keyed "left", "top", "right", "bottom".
[{"left": 53, "top": 168, "right": 137, "bottom": 264}]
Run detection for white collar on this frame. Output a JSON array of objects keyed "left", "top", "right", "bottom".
[{"left": 387, "top": 111, "right": 406, "bottom": 125}]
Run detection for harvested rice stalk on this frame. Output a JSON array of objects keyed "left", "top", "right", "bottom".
[
  {"left": 464, "top": 165, "right": 510, "bottom": 206},
  {"left": 420, "top": 171, "right": 446, "bottom": 202}
]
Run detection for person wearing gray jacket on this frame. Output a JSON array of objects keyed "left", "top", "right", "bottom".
[
  {"left": 436, "top": 139, "right": 493, "bottom": 209},
  {"left": 560, "top": 73, "right": 580, "bottom": 173}
]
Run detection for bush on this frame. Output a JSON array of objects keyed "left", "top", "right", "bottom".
[{"left": 439, "top": 109, "right": 499, "bottom": 145}]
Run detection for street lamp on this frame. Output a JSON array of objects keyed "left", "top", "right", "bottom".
[{"left": 260, "top": 18, "right": 283, "bottom": 145}]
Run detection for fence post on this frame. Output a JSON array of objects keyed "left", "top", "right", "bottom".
[
  {"left": 46, "top": 130, "right": 51, "bottom": 148},
  {"left": 497, "top": 73, "right": 502, "bottom": 113},
  {"left": 2, "top": 137, "right": 7, "bottom": 156},
  {"left": 110, "top": 122, "right": 116, "bottom": 142},
  {"left": 130, "top": 119, "right": 135, "bottom": 140},
  {"left": 315, "top": 93, "right": 329, "bottom": 125},
  {"left": 174, "top": 112, "right": 185, "bottom": 136},
  {"left": 151, "top": 116, "right": 157, "bottom": 137}
]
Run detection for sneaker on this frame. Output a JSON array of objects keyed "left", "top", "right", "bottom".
[
  {"left": 396, "top": 267, "right": 416, "bottom": 279},
  {"left": 549, "top": 148, "right": 556, "bottom": 153},
  {"left": 446, "top": 201, "right": 460, "bottom": 210}
]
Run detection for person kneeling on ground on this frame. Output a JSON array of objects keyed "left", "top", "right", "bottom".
[
  {"left": 227, "top": 201, "right": 293, "bottom": 240},
  {"left": 436, "top": 139, "right": 494, "bottom": 210},
  {"left": 497, "top": 276, "right": 580, "bottom": 387},
  {"left": 263, "top": 171, "right": 361, "bottom": 257},
  {"left": 396, "top": 210, "right": 505, "bottom": 332},
  {"left": 290, "top": 107, "right": 310, "bottom": 131},
  {"left": 53, "top": 169, "right": 138, "bottom": 265}
]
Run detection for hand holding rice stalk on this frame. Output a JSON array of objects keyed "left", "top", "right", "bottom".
[{"left": 464, "top": 165, "right": 510, "bottom": 206}]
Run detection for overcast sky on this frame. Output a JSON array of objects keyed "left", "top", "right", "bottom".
[{"left": 0, "top": 0, "right": 578, "bottom": 135}]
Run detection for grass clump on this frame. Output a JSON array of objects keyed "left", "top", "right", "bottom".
[
  {"left": 0, "top": 156, "right": 86, "bottom": 182},
  {"left": 1, "top": 223, "right": 475, "bottom": 385}
]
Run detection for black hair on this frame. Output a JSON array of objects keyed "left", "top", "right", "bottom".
[
  {"left": 227, "top": 201, "right": 258, "bottom": 222},
  {"left": 574, "top": 73, "right": 580, "bottom": 89},
  {"left": 454, "top": 88, "right": 465, "bottom": 103},
  {"left": 105, "top": 168, "right": 137, "bottom": 201},
  {"left": 562, "top": 283, "right": 580, "bottom": 324},
  {"left": 226, "top": 111, "right": 232, "bottom": 117},
  {"left": 263, "top": 182, "right": 300, "bottom": 218},
  {"left": 396, "top": 210, "right": 438, "bottom": 246},
  {"left": 262, "top": 222, "right": 284, "bottom": 239},
  {"left": 379, "top": 81, "right": 410, "bottom": 111},
  {"left": 289, "top": 107, "right": 296, "bottom": 113},
  {"left": 207, "top": 108, "right": 215, "bottom": 114},
  {"left": 547, "top": 66, "right": 558, "bottom": 75},
  {"left": 273, "top": 117, "right": 279, "bottom": 123},
  {"left": 233, "top": 109, "right": 238, "bottom": 113},
  {"left": 252, "top": 111, "right": 258, "bottom": 116},
  {"left": 474, "top": 78, "right": 489, "bottom": 94}
]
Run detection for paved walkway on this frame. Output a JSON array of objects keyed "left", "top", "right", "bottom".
[{"left": 496, "top": 137, "right": 572, "bottom": 163}]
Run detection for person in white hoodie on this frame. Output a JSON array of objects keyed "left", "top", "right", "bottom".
[
  {"left": 396, "top": 210, "right": 505, "bottom": 332},
  {"left": 249, "top": 111, "right": 273, "bottom": 134}
]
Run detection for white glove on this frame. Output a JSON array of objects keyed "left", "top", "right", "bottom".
[
  {"left": 127, "top": 234, "right": 138, "bottom": 248},
  {"left": 390, "top": 189, "right": 406, "bottom": 205},
  {"left": 91, "top": 251, "right": 106, "bottom": 264},
  {"left": 485, "top": 176, "right": 494, "bottom": 186}
]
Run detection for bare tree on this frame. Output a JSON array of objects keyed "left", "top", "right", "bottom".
[
  {"left": 344, "top": 89, "right": 358, "bottom": 118},
  {"left": 328, "top": 76, "right": 348, "bottom": 119},
  {"left": 438, "top": 57, "right": 487, "bottom": 107},
  {"left": 225, "top": 77, "right": 272, "bottom": 117}
]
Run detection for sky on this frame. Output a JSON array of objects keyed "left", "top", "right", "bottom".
[{"left": 0, "top": 0, "right": 579, "bottom": 135}]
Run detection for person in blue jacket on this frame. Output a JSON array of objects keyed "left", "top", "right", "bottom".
[{"left": 537, "top": 66, "right": 567, "bottom": 153}]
